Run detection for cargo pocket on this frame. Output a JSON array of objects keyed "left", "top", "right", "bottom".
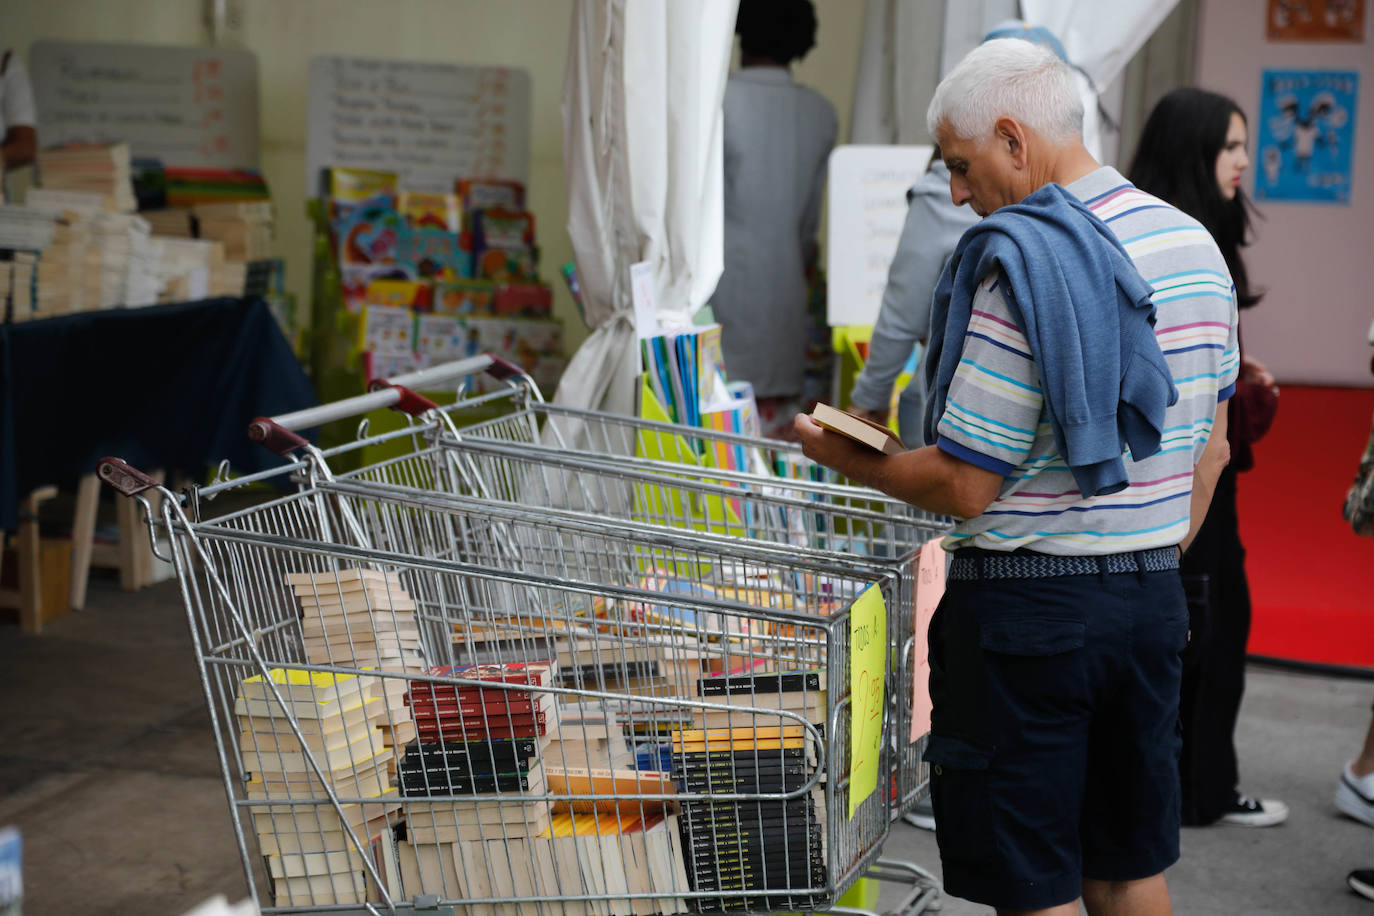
[
  {"left": 922, "top": 734, "right": 996, "bottom": 868},
  {"left": 978, "top": 616, "right": 1086, "bottom": 702},
  {"left": 978, "top": 617, "right": 1084, "bottom": 655}
]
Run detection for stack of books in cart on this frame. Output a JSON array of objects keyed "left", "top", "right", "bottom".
[
  {"left": 670, "top": 669, "right": 828, "bottom": 911},
  {"left": 397, "top": 661, "right": 558, "bottom": 888},
  {"left": 394, "top": 661, "right": 693, "bottom": 912},
  {"left": 234, "top": 668, "right": 399, "bottom": 906},
  {"left": 288, "top": 570, "right": 426, "bottom": 777}
]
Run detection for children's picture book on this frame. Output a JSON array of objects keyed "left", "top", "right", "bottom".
[{"left": 398, "top": 191, "right": 462, "bottom": 233}]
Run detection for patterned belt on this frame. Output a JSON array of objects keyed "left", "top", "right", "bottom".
[{"left": 947, "top": 546, "right": 1180, "bottom": 581}]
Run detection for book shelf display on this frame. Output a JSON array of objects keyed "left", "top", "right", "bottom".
[
  {"left": 99, "top": 360, "right": 951, "bottom": 915},
  {"left": 307, "top": 168, "right": 566, "bottom": 460}
]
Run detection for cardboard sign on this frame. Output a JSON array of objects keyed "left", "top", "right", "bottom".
[
  {"left": 848, "top": 583, "right": 886, "bottom": 819},
  {"left": 910, "top": 538, "right": 946, "bottom": 743}
]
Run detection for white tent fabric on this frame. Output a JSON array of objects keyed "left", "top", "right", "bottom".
[
  {"left": 850, "top": 0, "right": 955, "bottom": 145},
  {"left": 1020, "top": 0, "right": 1181, "bottom": 160},
  {"left": 853, "top": 1, "right": 1179, "bottom": 160},
  {"left": 556, "top": 0, "right": 737, "bottom": 421}
]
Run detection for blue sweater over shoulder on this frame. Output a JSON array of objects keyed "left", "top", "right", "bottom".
[{"left": 923, "top": 182, "right": 1178, "bottom": 497}]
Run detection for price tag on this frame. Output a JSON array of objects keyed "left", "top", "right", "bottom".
[{"left": 848, "top": 583, "right": 886, "bottom": 819}]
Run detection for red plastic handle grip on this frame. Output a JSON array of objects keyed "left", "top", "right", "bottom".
[
  {"left": 485, "top": 354, "right": 523, "bottom": 381},
  {"left": 247, "top": 417, "right": 310, "bottom": 456},
  {"left": 365, "top": 381, "right": 438, "bottom": 417},
  {"left": 98, "top": 457, "right": 159, "bottom": 497}
]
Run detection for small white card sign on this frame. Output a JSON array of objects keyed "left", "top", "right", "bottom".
[
  {"left": 629, "top": 260, "right": 659, "bottom": 340},
  {"left": 826, "top": 145, "right": 933, "bottom": 327}
]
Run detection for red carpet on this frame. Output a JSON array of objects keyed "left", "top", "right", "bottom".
[{"left": 1237, "top": 386, "right": 1374, "bottom": 671}]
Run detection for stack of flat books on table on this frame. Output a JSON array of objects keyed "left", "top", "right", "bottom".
[{"left": 37, "top": 143, "right": 137, "bottom": 213}]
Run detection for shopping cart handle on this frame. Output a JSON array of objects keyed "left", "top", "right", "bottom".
[
  {"left": 381, "top": 355, "right": 494, "bottom": 391},
  {"left": 247, "top": 417, "right": 311, "bottom": 456},
  {"left": 486, "top": 354, "right": 523, "bottom": 380},
  {"left": 365, "top": 381, "right": 439, "bottom": 417},
  {"left": 97, "top": 457, "right": 159, "bottom": 496}
]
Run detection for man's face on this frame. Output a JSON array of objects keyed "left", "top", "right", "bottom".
[{"left": 935, "top": 122, "right": 1024, "bottom": 217}]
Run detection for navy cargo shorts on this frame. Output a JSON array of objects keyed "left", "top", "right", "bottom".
[{"left": 923, "top": 552, "right": 1189, "bottom": 911}]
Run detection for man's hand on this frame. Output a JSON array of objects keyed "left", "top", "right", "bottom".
[
  {"left": 794, "top": 412, "right": 876, "bottom": 482},
  {"left": 847, "top": 405, "right": 891, "bottom": 427},
  {"left": 1241, "top": 354, "right": 1276, "bottom": 391},
  {"left": 793, "top": 412, "right": 1003, "bottom": 518}
]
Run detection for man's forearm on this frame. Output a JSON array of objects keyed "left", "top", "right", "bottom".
[
  {"left": 1182, "top": 404, "right": 1231, "bottom": 553},
  {"left": 1, "top": 127, "right": 37, "bottom": 170},
  {"left": 815, "top": 440, "right": 993, "bottom": 518}
]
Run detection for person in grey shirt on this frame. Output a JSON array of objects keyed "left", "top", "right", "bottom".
[
  {"left": 713, "top": 0, "right": 837, "bottom": 436},
  {"left": 848, "top": 152, "right": 979, "bottom": 446}
]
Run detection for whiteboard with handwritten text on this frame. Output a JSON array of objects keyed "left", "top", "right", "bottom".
[
  {"left": 29, "top": 40, "right": 260, "bottom": 169},
  {"left": 306, "top": 55, "right": 531, "bottom": 195},
  {"left": 826, "top": 145, "right": 933, "bottom": 327}
]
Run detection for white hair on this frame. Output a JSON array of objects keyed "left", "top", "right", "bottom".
[{"left": 926, "top": 38, "right": 1083, "bottom": 144}]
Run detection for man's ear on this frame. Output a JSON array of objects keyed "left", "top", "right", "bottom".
[{"left": 994, "top": 117, "right": 1030, "bottom": 169}]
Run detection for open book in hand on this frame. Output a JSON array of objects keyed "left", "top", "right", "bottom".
[{"left": 810, "top": 403, "right": 906, "bottom": 455}]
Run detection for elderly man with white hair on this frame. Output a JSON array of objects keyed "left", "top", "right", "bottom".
[{"left": 796, "top": 39, "right": 1238, "bottom": 915}]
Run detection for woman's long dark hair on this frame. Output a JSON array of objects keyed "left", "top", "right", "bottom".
[{"left": 1129, "top": 88, "right": 1263, "bottom": 308}]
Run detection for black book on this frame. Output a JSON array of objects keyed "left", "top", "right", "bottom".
[
  {"left": 677, "top": 770, "right": 813, "bottom": 794},
  {"left": 561, "top": 660, "right": 661, "bottom": 681},
  {"left": 673, "top": 746, "right": 809, "bottom": 768},
  {"left": 696, "top": 670, "right": 823, "bottom": 697},
  {"left": 403, "top": 738, "right": 541, "bottom": 765}
]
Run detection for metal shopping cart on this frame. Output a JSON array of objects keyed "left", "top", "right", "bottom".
[
  {"left": 250, "top": 358, "right": 950, "bottom": 827},
  {"left": 100, "top": 364, "right": 944, "bottom": 916}
]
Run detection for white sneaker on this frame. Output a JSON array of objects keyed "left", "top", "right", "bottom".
[
  {"left": 903, "top": 799, "right": 936, "bottom": 832},
  {"left": 1336, "top": 764, "right": 1374, "bottom": 827},
  {"left": 1219, "top": 793, "right": 1289, "bottom": 827}
]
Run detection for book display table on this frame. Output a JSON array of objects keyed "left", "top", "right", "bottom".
[{"left": 0, "top": 297, "right": 316, "bottom": 631}]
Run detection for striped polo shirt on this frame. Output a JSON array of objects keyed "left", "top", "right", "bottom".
[{"left": 937, "top": 166, "right": 1240, "bottom": 555}]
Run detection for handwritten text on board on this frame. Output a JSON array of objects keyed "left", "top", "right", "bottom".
[
  {"left": 307, "top": 56, "right": 531, "bottom": 192},
  {"left": 30, "top": 40, "right": 259, "bottom": 169}
]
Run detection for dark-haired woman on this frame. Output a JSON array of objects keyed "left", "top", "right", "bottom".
[
  {"left": 1130, "top": 87, "right": 1287, "bottom": 828},
  {"left": 712, "top": 0, "right": 836, "bottom": 438}
]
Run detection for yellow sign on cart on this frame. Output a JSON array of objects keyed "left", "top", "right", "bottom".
[{"left": 848, "top": 583, "right": 886, "bottom": 819}]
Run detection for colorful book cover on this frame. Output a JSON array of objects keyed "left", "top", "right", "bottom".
[
  {"left": 432, "top": 279, "right": 497, "bottom": 316},
  {"left": 472, "top": 209, "right": 537, "bottom": 282},
  {"left": 492, "top": 283, "right": 553, "bottom": 318},
  {"left": 364, "top": 278, "right": 431, "bottom": 309},
  {"left": 394, "top": 227, "right": 472, "bottom": 280},
  {"left": 334, "top": 205, "right": 403, "bottom": 267},
  {"left": 456, "top": 178, "right": 526, "bottom": 217},
  {"left": 398, "top": 191, "right": 462, "bottom": 233},
  {"left": 360, "top": 304, "right": 417, "bottom": 356}
]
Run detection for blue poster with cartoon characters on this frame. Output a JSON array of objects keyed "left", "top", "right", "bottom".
[{"left": 1256, "top": 69, "right": 1359, "bottom": 204}]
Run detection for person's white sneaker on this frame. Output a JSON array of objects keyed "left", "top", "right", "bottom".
[
  {"left": 1336, "top": 764, "right": 1374, "bottom": 827},
  {"left": 903, "top": 799, "right": 936, "bottom": 832},
  {"left": 1219, "top": 793, "right": 1289, "bottom": 827}
]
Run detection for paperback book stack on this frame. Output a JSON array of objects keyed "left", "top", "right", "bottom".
[
  {"left": 287, "top": 570, "right": 426, "bottom": 768},
  {"left": 400, "top": 663, "right": 559, "bottom": 847},
  {"left": 89, "top": 212, "right": 157, "bottom": 308},
  {"left": 195, "top": 200, "right": 274, "bottom": 261},
  {"left": 36, "top": 143, "right": 137, "bottom": 213},
  {"left": 235, "top": 668, "right": 399, "bottom": 906},
  {"left": 670, "top": 722, "right": 826, "bottom": 912},
  {"left": 0, "top": 205, "right": 56, "bottom": 251},
  {"left": 395, "top": 810, "right": 690, "bottom": 916}
]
